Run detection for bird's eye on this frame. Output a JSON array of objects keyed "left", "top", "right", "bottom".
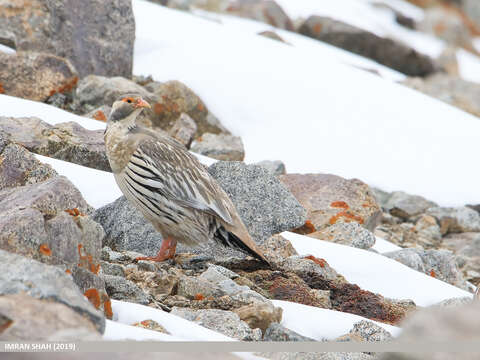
[
  {"left": 126, "top": 98, "right": 132, "bottom": 103},
  {"left": 122, "top": 97, "right": 133, "bottom": 104}
]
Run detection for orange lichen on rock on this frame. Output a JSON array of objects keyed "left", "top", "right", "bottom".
[
  {"left": 304, "top": 255, "right": 326, "bottom": 268},
  {"left": 329, "top": 211, "right": 364, "bottom": 225},
  {"left": 362, "top": 203, "right": 370, "bottom": 208},
  {"left": 39, "top": 243, "right": 52, "bottom": 256},
  {"left": 78, "top": 244, "right": 101, "bottom": 274},
  {"left": 196, "top": 103, "right": 205, "bottom": 112},
  {"left": 93, "top": 110, "right": 107, "bottom": 122},
  {"left": 84, "top": 288, "right": 101, "bottom": 309},
  {"left": 293, "top": 220, "right": 317, "bottom": 235},
  {"left": 104, "top": 299, "right": 113, "bottom": 319},
  {"left": 313, "top": 23, "right": 322, "bottom": 34},
  {"left": 65, "top": 208, "right": 85, "bottom": 217},
  {"left": 430, "top": 269, "right": 436, "bottom": 278},
  {"left": 49, "top": 76, "right": 79, "bottom": 97},
  {"left": 0, "top": 83, "right": 4, "bottom": 94},
  {"left": 65, "top": 269, "right": 72, "bottom": 275},
  {"left": 330, "top": 201, "right": 349, "bottom": 209},
  {"left": 194, "top": 293, "right": 205, "bottom": 301}
]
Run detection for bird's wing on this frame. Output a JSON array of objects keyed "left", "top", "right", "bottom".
[{"left": 125, "top": 135, "right": 234, "bottom": 224}]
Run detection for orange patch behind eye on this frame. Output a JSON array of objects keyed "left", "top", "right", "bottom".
[{"left": 122, "top": 97, "right": 134, "bottom": 104}]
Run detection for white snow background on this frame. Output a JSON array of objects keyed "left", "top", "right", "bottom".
[{"left": 0, "top": 0, "right": 477, "bottom": 347}]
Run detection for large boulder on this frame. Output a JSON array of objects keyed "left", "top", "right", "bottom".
[
  {"left": 0, "top": 250, "right": 105, "bottom": 334},
  {"left": 426, "top": 206, "right": 480, "bottom": 234},
  {"left": 0, "top": 117, "right": 109, "bottom": 171},
  {"left": 298, "top": 16, "right": 437, "bottom": 77},
  {"left": 279, "top": 173, "right": 381, "bottom": 232},
  {"left": 0, "top": 0, "right": 135, "bottom": 78},
  {"left": 0, "top": 52, "right": 78, "bottom": 102}
]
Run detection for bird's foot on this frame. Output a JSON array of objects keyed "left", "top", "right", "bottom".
[{"left": 135, "top": 236, "right": 177, "bottom": 262}]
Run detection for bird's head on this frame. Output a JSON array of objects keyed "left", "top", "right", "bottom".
[{"left": 107, "top": 94, "right": 151, "bottom": 126}]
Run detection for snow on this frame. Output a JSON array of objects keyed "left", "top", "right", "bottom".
[
  {"left": 133, "top": 0, "right": 480, "bottom": 207},
  {"left": 0, "top": 94, "right": 104, "bottom": 131},
  {"left": 283, "top": 231, "right": 472, "bottom": 306},
  {"left": 0, "top": 44, "right": 15, "bottom": 54},
  {"left": 457, "top": 48, "right": 480, "bottom": 84},
  {"left": 273, "top": 299, "right": 401, "bottom": 340},
  {"left": 372, "top": 236, "right": 402, "bottom": 253}
]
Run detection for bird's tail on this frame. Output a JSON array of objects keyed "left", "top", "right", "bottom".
[{"left": 214, "top": 226, "right": 270, "bottom": 266}]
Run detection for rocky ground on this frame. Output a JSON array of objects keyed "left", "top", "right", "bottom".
[{"left": 1, "top": 0, "right": 480, "bottom": 359}]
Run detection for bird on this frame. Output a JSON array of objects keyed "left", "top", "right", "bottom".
[{"left": 104, "top": 93, "right": 269, "bottom": 265}]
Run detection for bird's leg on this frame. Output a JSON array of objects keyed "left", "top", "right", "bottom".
[{"left": 135, "top": 236, "right": 177, "bottom": 262}]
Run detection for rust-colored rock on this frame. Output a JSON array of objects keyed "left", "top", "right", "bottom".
[{"left": 279, "top": 173, "right": 382, "bottom": 232}]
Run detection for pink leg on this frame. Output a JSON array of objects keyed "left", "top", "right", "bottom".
[{"left": 136, "top": 236, "right": 177, "bottom": 262}]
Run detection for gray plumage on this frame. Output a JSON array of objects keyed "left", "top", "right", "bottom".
[{"left": 104, "top": 94, "right": 268, "bottom": 263}]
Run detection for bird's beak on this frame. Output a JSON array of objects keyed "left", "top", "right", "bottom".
[{"left": 134, "top": 98, "right": 151, "bottom": 109}]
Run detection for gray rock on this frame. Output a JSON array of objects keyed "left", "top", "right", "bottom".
[
  {"left": 191, "top": 133, "right": 245, "bottom": 161},
  {"left": 170, "top": 307, "right": 262, "bottom": 340},
  {"left": 442, "top": 232, "right": 480, "bottom": 282},
  {"left": 0, "top": 0, "right": 135, "bottom": 78},
  {"left": 85, "top": 105, "right": 112, "bottom": 123},
  {"left": 0, "top": 250, "right": 105, "bottom": 333},
  {"left": 226, "top": 0, "right": 294, "bottom": 30},
  {"left": 258, "top": 31, "right": 289, "bottom": 44},
  {"left": 262, "top": 353, "right": 375, "bottom": 360},
  {"left": 384, "top": 191, "right": 437, "bottom": 220},
  {"left": 279, "top": 255, "right": 339, "bottom": 282},
  {"left": 100, "top": 261, "right": 125, "bottom": 277},
  {"left": 208, "top": 161, "right": 307, "bottom": 242},
  {"left": 426, "top": 206, "right": 480, "bottom": 234},
  {"left": 0, "top": 117, "right": 109, "bottom": 171},
  {"left": 101, "top": 246, "right": 130, "bottom": 262},
  {"left": 403, "top": 74, "right": 480, "bottom": 118},
  {"left": 384, "top": 248, "right": 468, "bottom": 290},
  {"left": 75, "top": 75, "right": 152, "bottom": 113},
  {"left": 349, "top": 320, "right": 393, "bottom": 341},
  {"left": 434, "top": 297, "right": 473, "bottom": 308},
  {"left": 234, "top": 302, "right": 282, "bottom": 333},
  {"left": 0, "top": 141, "right": 57, "bottom": 191},
  {"left": 298, "top": 16, "right": 437, "bottom": 77},
  {"left": 168, "top": 113, "right": 198, "bottom": 148},
  {"left": 104, "top": 275, "right": 150, "bottom": 305},
  {"left": 254, "top": 160, "right": 286, "bottom": 176},
  {"left": 309, "top": 222, "right": 376, "bottom": 249},
  {"left": 0, "top": 51, "right": 78, "bottom": 102},
  {"left": 0, "top": 293, "right": 101, "bottom": 340},
  {"left": 263, "top": 322, "right": 314, "bottom": 341},
  {"left": 258, "top": 234, "right": 298, "bottom": 264},
  {"left": 199, "top": 265, "right": 239, "bottom": 284},
  {"left": 177, "top": 275, "right": 224, "bottom": 300},
  {"left": 380, "top": 302, "right": 480, "bottom": 360},
  {"left": 0, "top": 174, "right": 108, "bottom": 312},
  {"left": 463, "top": 0, "right": 480, "bottom": 29}
]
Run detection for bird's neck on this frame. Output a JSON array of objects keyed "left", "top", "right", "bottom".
[{"left": 104, "top": 121, "right": 141, "bottom": 174}]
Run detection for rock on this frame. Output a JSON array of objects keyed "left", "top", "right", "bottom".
[
  {"left": 85, "top": 105, "right": 112, "bottom": 123},
  {"left": 417, "top": 6, "right": 472, "bottom": 48},
  {"left": 383, "top": 248, "right": 468, "bottom": 290},
  {"left": 0, "top": 175, "right": 109, "bottom": 314},
  {"left": 258, "top": 234, "right": 298, "bottom": 264},
  {"left": 191, "top": 133, "right": 245, "bottom": 161},
  {"left": 379, "top": 302, "right": 480, "bottom": 360},
  {"left": 0, "top": 117, "right": 109, "bottom": 171},
  {"left": 209, "top": 162, "right": 307, "bottom": 242},
  {"left": 0, "top": 293, "right": 101, "bottom": 340},
  {"left": 298, "top": 16, "right": 437, "bottom": 77},
  {"left": 254, "top": 160, "right": 286, "bottom": 176},
  {"left": 403, "top": 74, "right": 480, "bottom": 118},
  {"left": 426, "top": 206, "right": 480, "bottom": 234},
  {"left": 383, "top": 191, "right": 437, "bottom": 220},
  {"left": 349, "top": 320, "right": 393, "bottom": 342},
  {"left": 463, "top": 0, "right": 480, "bottom": 30},
  {"left": 263, "top": 322, "right": 315, "bottom": 341},
  {"left": 263, "top": 352, "right": 375, "bottom": 360},
  {"left": 200, "top": 265, "right": 240, "bottom": 283},
  {"left": 437, "top": 46, "right": 459, "bottom": 76},
  {"left": 168, "top": 113, "right": 198, "bottom": 148},
  {"left": 414, "top": 214, "right": 442, "bottom": 242},
  {"left": 177, "top": 275, "right": 224, "bottom": 300},
  {"left": 147, "top": 80, "right": 229, "bottom": 137},
  {"left": 0, "top": 52, "right": 78, "bottom": 102},
  {"left": 434, "top": 297, "right": 473, "bottom": 308},
  {"left": 75, "top": 75, "right": 152, "bottom": 113},
  {"left": 258, "top": 31, "right": 288, "bottom": 43},
  {"left": 0, "top": 0, "right": 135, "bottom": 78},
  {"left": 132, "top": 319, "right": 169, "bottom": 334},
  {"left": 227, "top": 0, "right": 294, "bottom": 30},
  {"left": 170, "top": 307, "right": 262, "bottom": 340},
  {"left": 0, "top": 141, "right": 57, "bottom": 191},
  {"left": 103, "top": 274, "right": 150, "bottom": 305},
  {"left": 100, "top": 261, "right": 125, "bottom": 277},
  {"left": 442, "top": 232, "right": 480, "bottom": 283},
  {"left": 233, "top": 302, "right": 283, "bottom": 333},
  {"left": 279, "top": 173, "right": 381, "bottom": 232},
  {"left": 309, "top": 223, "right": 376, "bottom": 249},
  {"left": 0, "top": 250, "right": 105, "bottom": 333},
  {"left": 279, "top": 255, "right": 339, "bottom": 282}
]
